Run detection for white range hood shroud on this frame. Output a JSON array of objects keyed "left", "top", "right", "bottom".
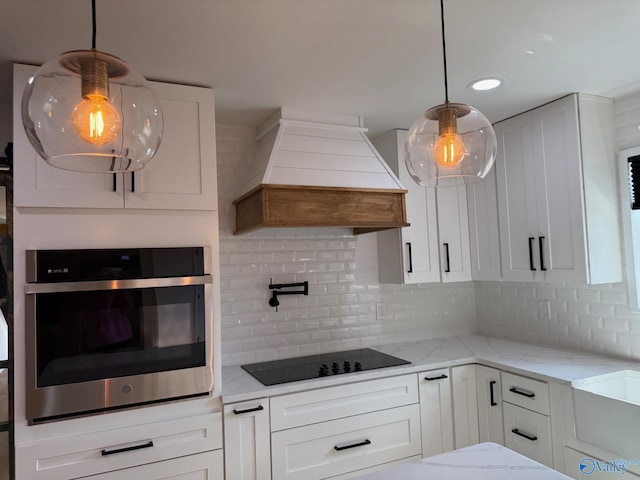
[{"left": 240, "top": 108, "right": 406, "bottom": 193}]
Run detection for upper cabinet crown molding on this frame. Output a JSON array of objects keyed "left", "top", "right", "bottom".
[
  {"left": 12, "top": 63, "right": 217, "bottom": 211},
  {"left": 495, "top": 93, "right": 622, "bottom": 284}
]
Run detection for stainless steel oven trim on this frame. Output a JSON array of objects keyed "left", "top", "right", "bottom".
[
  {"left": 24, "top": 274, "right": 213, "bottom": 294},
  {"left": 25, "top": 246, "right": 212, "bottom": 282},
  {"left": 25, "top": 274, "right": 215, "bottom": 423}
]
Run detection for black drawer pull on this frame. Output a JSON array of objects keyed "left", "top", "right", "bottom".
[
  {"left": 406, "top": 242, "right": 413, "bottom": 273},
  {"left": 424, "top": 374, "right": 448, "bottom": 381},
  {"left": 102, "top": 441, "right": 154, "bottom": 456},
  {"left": 539, "top": 236, "right": 547, "bottom": 271},
  {"left": 334, "top": 439, "right": 371, "bottom": 451},
  {"left": 512, "top": 428, "right": 538, "bottom": 442},
  {"left": 528, "top": 237, "right": 536, "bottom": 271},
  {"left": 233, "top": 405, "right": 264, "bottom": 415},
  {"left": 509, "top": 387, "right": 535, "bottom": 398},
  {"left": 489, "top": 380, "right": 498, "bottom": 406}
]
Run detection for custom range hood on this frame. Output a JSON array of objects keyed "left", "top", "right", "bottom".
[{"left": 233, "top": 108, "right": 409, "bottom": 235}]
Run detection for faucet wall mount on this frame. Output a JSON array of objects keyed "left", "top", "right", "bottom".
[{"left": 268, "top": 279, "right": 309, "bottom": 311}]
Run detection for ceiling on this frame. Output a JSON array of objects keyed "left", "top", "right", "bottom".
[{"left": 2, "top": 0, "right": 640, "bottom": 139}]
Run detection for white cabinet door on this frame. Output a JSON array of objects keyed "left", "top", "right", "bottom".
[
  {"left": 374, "top": 130, "right": 441, "bottom": 284},
  {"left": 451, "top": 365, "right": 479, "bottom": 449},
  {"left": 467, "top": 166, "right": 502, "bottom": 281},
  {"left": 13, "top": 64, "right": 125, "bottom": 209},
  {"left": 437, "top": 186, "right": 472, "bottom": 283},
  {"left": 77, "top": 450, "right": 224, "bottom": 480},
  {"left": 476, "top": 366, "right": 504, "bottom": 445},
  {"left": 495, "top": 93, "right": 621, "bottom": 285},
  {"left": 531, "top": 95, "right": 586, "bottom": 284},
  {"left": 224, "top": 399, "right": 271, "bottom": 480},
  {"left": 495, "top": 111, "right": 539, "bottom": 282},
  {"left": 124, "top": 81, "right": 217, "bottom": 211},
  {"left": 418, "top": 368, "right": 454, "bottom": 457},
  {"left": 13, "top": 64, "right": 217, "bottom": 211}
]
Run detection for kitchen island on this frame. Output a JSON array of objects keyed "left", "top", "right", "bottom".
[{"left": 352, "top": 442, "right": 572, "bottom": 480}]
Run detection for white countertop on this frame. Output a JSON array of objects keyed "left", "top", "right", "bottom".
[
  {"left": 222, "top": 335, "right": 640, "bottom": 403},
  {"left": 350, "top": 442, "right": 572, "bottom": 480}
]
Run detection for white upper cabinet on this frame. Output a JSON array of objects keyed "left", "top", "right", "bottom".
[
  {"left": 13, "top": 63, "right": 217, "bottom": 211},
  {"left": 466, "top": 165, "right": 502, "bottom": 281},
  {"left": 495, "top": 93, "right": 622, "bottom": 284},
  {"left": 374, "top": 129, "right": 471, "bottom": 284}
]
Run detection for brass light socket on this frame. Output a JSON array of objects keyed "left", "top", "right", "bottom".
[
  {"left": 438, "top": 106, "right": 458, "bottom": 136},
  {"left": 80, "top": 57, "right": 110, "bottom": 100}
]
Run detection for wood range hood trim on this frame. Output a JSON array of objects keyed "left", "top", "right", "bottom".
[{"left": 233, "top": 184, "right": 409, "bottom": 235}]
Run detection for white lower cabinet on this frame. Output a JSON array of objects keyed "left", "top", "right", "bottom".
[
  {"left": 16, "top": 412, "right": 223, "bottom": 480},
  {"left": 451, "top": 365, "right": 479, "bottom": 449},
  {"left": 418, "top": 368, "right": 454, "bottom": 457},
  {"left": 76, "top": 450, "right": 224, "bottom": 480},
  {"left": 224, "top": 399, "right": 271, "bottom": 480},
  {"left": 269, "top": 374, "right": 421, "bottom": 480},
  {"left": 476, "top": 365, "right": 504, "bottom": 445}
]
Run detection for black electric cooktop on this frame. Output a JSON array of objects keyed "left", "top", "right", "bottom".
[{"left": 241, "top": 348, "right": 411, "bottom": 386}]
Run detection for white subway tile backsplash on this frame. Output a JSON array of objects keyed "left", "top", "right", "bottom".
[{"left": 217, "top": 111, "right": 640, "bottom": 367}]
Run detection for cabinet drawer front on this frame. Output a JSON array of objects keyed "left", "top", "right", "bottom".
[
  {"left": 76, "top": 450, "right": 224, "bottom": 480},
  {"left": 271, "top": 404, "right": 421, "bottom": 480},
  {"left": 270, "top": 374, "right": 418, "bottom": 431},
  {"left": 17, "top": 412, "right": 223, "bottom": 480},
  {"left": 502, "top": 371, "right": 550, "bottom": 414},
  {"left": 503, "top": 402, "right": 553, "bottom": 467}
]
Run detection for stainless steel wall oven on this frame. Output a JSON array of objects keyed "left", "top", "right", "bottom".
[{"left": 25, "top": 247, "right": 213, "bottom": 423}]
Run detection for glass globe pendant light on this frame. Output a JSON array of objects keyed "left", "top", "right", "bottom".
[
  {"left": 21, "top": 0, "right": 163, "bottom": 173},
  {"left": 405, "top": 0, "right": 497, "bottom": 187}
]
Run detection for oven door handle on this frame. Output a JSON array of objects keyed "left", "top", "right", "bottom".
[{"left": 25, "top": 275, "right": 214, "bottom": 294}]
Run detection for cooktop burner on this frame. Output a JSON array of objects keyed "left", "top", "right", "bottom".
[{"left": 241, "top": 348, "right": 411, "bottom": 386}]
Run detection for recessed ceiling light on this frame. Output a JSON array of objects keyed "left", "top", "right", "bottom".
[{"left": 468, "top": 78, "right": 503, "bottom": 91}]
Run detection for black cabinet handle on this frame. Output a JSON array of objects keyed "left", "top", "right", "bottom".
[
  {"left": 424, "top": 374, "right": 448, "bottom": 381},
  {"left": 443, "top": 243, "right": 450, "bottom": 273},
  {"left": 131, "top": 172, "right": 135, "bottom": 192},
  {"left": 509, "top": 386, "right": 536, "bottom": 398},
  {"left": 511, "top": 428, "right": 538, "bottom": 442},
  {"left": 539, "top": 236, "right": 547, "bottom": 271},
  {"left": 406, "top": 242, "right": 413, "bottom": 273},
  {"left": 528, "top": 237, "right": 536, "bottom": 271},
  {"left": 233, "top": 405, "right": 264, "bottom": 415},
  {"left": 102, "top": 440, "right": 154, "bottom": 456},
  {"left": 112, "top": 173, "right": 117, "bottom": 192},
  {"left": 334, "top": 439, "right": 371, "bottom": 451},
  {"left": 489, "top": 380, "right": 498, "bottom": 406}
]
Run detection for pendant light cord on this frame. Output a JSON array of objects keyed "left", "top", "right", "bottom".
[
  {"left": 440, "top": 0, "right": 449, "bottom": 104},
  {"left": 91, "top": 0, "right": 97, "bottom": 49}
]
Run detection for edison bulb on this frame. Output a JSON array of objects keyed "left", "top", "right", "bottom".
[
  {"left": 71, "top": 95, "right": 121, "bottom": 145},
  {"left": 433, "top": 133, "right": 466, "bottom": 169}
]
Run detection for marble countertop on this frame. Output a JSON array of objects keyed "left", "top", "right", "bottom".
[
  {"left": 350, "top": 442, "right": 572, "bottom": 480},
  {"left": 222, "top": 335, "right": 640, "bottom": 403}
]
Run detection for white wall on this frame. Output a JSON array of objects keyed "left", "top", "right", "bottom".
[
  {"left": 476, "top": 90, "right": 640, "bottom": 362},
  {"left": 216, "top": 124, "right": 477, "bottom": 366}
]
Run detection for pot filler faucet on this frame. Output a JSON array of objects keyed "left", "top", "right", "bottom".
[{"left": 268, "top": 279, "right": 309, "bottom": 311}]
